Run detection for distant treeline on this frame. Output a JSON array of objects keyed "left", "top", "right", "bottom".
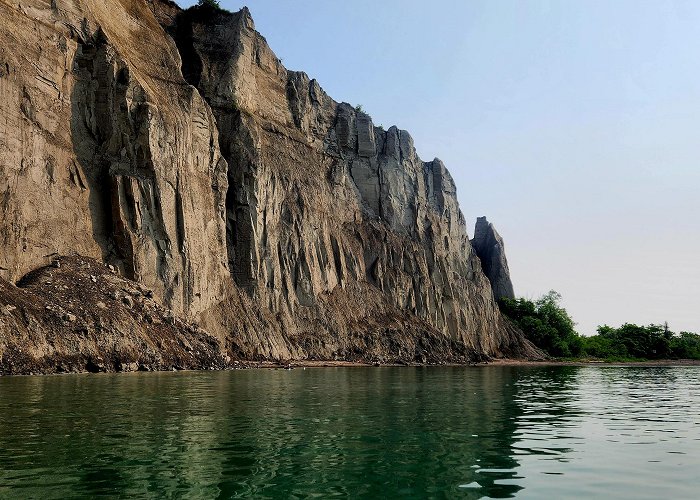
[{"left": 499, "top": 292, "right": 700, "bottom": 361}]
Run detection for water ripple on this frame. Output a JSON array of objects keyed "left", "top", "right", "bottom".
[{"left": 0, "top": 366, "right": 698, "bottom": 498}]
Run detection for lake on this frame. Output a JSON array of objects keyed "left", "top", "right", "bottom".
[{"left": 0, "top": 366, "right": 698, "bottom": 498}]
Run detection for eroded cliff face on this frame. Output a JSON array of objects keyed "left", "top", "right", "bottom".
[
  {"left": 167, "top": 5, "right": 534, "bottom": 359},
  {"left": 0, "top": 0, "right": 229, "bottom": 322},
  {"left": 0, "top": 0, "right": 539, "bottom": 373}
]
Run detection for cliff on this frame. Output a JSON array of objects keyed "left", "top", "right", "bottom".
[{"left": 0, "top": 0, "right": 539, "bottom": 374}]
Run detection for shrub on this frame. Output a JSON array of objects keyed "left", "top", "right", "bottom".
[
  {"left": 501, "top": 292, "right": 700, "bottom": 361},
  {"left": 587, "top": 323, "right": 700, "bottom": 360},
  {"left": 499, "top": 291, "right": 581, "bottom": 357},
  {"left": 670, "top": 332, "right": 700, "bottom": 359}
]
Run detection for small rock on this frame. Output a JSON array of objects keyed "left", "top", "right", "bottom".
[
  {"left": 63, "top": 313, "right": 77, "bottom": 322},
  {"left": 164, "top": 311, "right": 175, "bottom": 325},
  {"left": 122, "top": 296, "right": 133, "bottom": 308},
  {"left": 52, "top": 260, "right": 61, "bottom": 268},
  {"left": 121, "top": 362, "right": 139, "bottom": 372},
  {"left": 108, "top": 265, "right": 115, "bottom": 273},
  {"left": 90, "top": 275, "right": 97, "bottom": 283},
  {"left": 96, "top": 301, "right": 106, "bottom": 309},
  {"left": 1, "top": 305, "right": 17, "bottom": 315}
]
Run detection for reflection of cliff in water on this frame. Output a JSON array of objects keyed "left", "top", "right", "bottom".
[{"left": 0, "top": 367, "right": 583, "bottom": 498}]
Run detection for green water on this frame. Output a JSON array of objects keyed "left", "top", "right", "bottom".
[{"left": 0, "top": 366, "right": 699, "bottom": 498}]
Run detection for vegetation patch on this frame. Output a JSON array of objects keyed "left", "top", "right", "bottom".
[
  {"left": 499, "top": 291, "right": 700, "bottom": 361},
  {"left": 196, "top": 0, "right": 225, "bottom": 11},
  {"left": 499, "top": 291, "right": 581, "bottom": 357},
  {"left": 183, "top": 0, "right": 230, "bottom": 20}
]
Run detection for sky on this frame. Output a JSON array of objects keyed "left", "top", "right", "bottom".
[{"left": 181, "top": 0, "right": 699, "bottom": 335}]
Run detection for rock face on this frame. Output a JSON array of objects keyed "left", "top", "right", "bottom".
[
  {"left": 0, "top": 0, "right": 539, "bottom": 374},
  {"left": 0, "top": 0, "right": 230, "bottom": 322},
  {"left": 471, "top": 217, "right": 515, "bottom": 301}
]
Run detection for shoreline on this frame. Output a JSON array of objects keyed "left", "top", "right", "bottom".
[
  {"left": 167, "top": 358, "right": 700, "bottom": 370},
  {"left": 243, "top": 358, "right": 700, "bottom": 369},
  {"left": 483, "top": 358, "right": 700, "bottom": 367},
  {"left": 3, "top": 358, "right": 700, "bottom": 377}
]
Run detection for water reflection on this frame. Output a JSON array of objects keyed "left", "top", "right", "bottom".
[
  {"left": 511, "top": 367, "right": 582, "bottom": 461},
  {"left": 509, "top": 367, "right": 700, "bottom": 499},
  {"left": 1, "top": 366, "right": 699, "bottom": 498}
]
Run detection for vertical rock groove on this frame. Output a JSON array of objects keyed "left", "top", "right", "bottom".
[
  {"left": 162, "top": 3, "right": 536, "bottom": 359},
  {"left": 0, "top": 0, "right": 541, "bottom": 373}
]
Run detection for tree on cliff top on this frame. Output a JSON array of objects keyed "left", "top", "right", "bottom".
[
  {"left": 186, "top": 0, "right": 229, "bottom": 19},
  {"left": 195, "top": 0, "right": 229, "bottom": 13},
  {"left": 197, "top": 0, "right": 221, "bottom": 8}
]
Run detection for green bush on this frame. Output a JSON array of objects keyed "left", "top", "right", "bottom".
[
  {"left": 499, "top": 291, "right": 581, "bottom": 357},
  {"left": 579, "top": 333, "right": 626, "bottom": 359},
  {"left": 596, "top": 323, "right": 671, "bottom": 359},
  {"left": 579, "top": 323, "right": 700, "bottom": 361},
  {"left": 670, "top": 332, "right": 700, "bottom": 359},
  {"left": 501, "top": 291, "right": 699, "bottom": 361}
]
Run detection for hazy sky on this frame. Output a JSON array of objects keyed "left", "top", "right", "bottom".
[{"left": 181, "top": 0, "right": 699, "bottom": 335}]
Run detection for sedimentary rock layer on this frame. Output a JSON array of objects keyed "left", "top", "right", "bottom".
[{"left": 0, "top": 0, "right": 539, "bottom": 374}]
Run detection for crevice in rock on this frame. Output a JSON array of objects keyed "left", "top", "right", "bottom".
[
  {"left": 172, "top": 11, "right": 203, "bottom": 89},
  {"left": 171, "top": 8, "right": 254, "bottom": 292},
  {"left": 71, "top": 31, "right": 124, "bottom": 272},
  {"left": 70, "top": 29, "right": 172, "bottom": 281}
]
